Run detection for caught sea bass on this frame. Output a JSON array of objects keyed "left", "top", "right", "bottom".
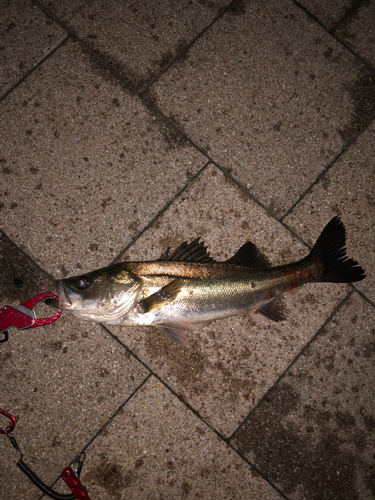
[{"left": 50, "top": 217, "right": 365, "bottom": 347}]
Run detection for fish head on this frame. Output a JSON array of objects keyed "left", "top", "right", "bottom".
[{"left": 55, "top": 264, "right": 142, "bottom": 324}]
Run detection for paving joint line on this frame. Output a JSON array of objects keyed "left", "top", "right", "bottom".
[
  {"left": 293, "top": 0, "right": 375, "bottom": 72},
  {"left": 108, "top": 160, "right": 211, "bottom": 265},
  {"left": 329, "top": 37, "right": 375, "bottom": 73},
  {"left": 327, "top": 0, "right": 367, "bottom": 32},
  {"left": 209, "top": 160, "right": 316, "bottom": 251},
  {"left": 32, "top": 0, "right": 241, "bottom": 100},
  {"left": 140, "top": 0, "right": 244, "bottom": 95},
  {"left": 0, "top": 34, "right": 70, "bottom": 102},
  {"left": 138, "top": 95, "right": 211, "bottom": 158},
  {"left": 39, "top": 372, "right": 153, "bottom": 499},
  {"left": 100, "top": 323, "right": 291, "bottom": 500},
  {"left": 292, "top": 0, "right": 362, "bottom": 34},
  {"left": 354, "top": 287, "right": 375, "bottom": 311},
  {"left": 0, "top": 229, "right": 58, "bottom": 284},
  {"left": 281, "top": 113, "right": 375, "bottom": 222},
  {"left": 228, "top": 288, "right": 355, "bottom": 442}
]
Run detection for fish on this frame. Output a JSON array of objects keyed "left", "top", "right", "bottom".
[{"left": 48, "top": 217, "right": 365, "bottom": 348}]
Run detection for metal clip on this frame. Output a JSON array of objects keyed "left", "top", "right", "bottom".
[{"left": 0, "top": 293, "right": 62, "bottom": 341}]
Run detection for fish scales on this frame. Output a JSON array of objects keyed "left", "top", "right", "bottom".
[{"left": 124, "top": 260, "right": 318, "bottom": 325}]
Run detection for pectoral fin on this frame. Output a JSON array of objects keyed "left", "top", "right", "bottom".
[
  {"left": 139, "top": 279, "right": 182, "bottom": 313},
  {"left": 257, "top": 296, "right": 286, "bottom": 322},
  {"left": 155, "top": 322, "right": 199, "bottom": 348}
]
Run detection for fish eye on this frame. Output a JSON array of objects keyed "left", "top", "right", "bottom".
[{"left": 76, "top": 276, "right": 90, "bottom": 289}]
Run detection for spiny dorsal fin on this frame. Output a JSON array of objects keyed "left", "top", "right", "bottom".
[
  {"left": 226, "top": 241, "right": 271, "bottom": 268},
  {"left": 257, "top": 296, "right": 286, "bottom": 322},
  {"left": 158, "top": 248, "right": 171, "bottom": 260},
  {"left": 158, "top": 238, "right": 215, "bottom": 263},
  {"left": 139, "top": 279, "right": 182, "bottom": 313}
]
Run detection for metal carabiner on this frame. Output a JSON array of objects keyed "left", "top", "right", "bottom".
[
  {"left": 0, "top": 408, "right": 17, "bottom": 435},
  {"left": 0, "top": 292, "right": 62, "bottom": 342}
]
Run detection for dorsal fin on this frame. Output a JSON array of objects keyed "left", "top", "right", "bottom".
[
  {"left": 225, "top": 241, "right": 271, "bottom": 267},
  {"left": 158, "top": 238, "right": 215, "bottom": 263}
]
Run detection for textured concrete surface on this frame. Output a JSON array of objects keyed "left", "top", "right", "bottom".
[
  {"left": 285, "top": 120, "right": 375, "bottom": 303},
  {"left": 333, "top": 0, "right": 375, "bottom": 69},
  {"left": 0, "top": 232, "right": 149, "bottom": 499},
  {"left": 0, "top": 0, "right": 67, "bottom": 98},
  {"left": 77, "top": 377, "right": 284, "bottom": 500},
  {"left": 150, "top": 0, "right": 375, "bottom": 217},
  {"left": 232, "top": 291, "right": 375, "bottom": 500},
  {"left": 296, "top": 0, "right": 358, "bottom": 31},
  {"left": 0, "top": 39, "right": 206, "bottom": 277},
  {"left": 1, "top": 0, "right": 374, "bottom": 499},
  {"left": 37, "top": 0, "right": 230, "bottom": 90}
]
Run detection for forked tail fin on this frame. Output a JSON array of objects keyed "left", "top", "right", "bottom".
[{"left": 309, "top": 217, "right": 365, "bottom": 283}]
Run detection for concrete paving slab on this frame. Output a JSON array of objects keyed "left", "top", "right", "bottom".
[
  {"left": 284, "top": 120, "right": 375, "bottom": 303},
  {"left": 0, "top": 232, "right": 149, "bottom": 499},
  {"left": 69, "top": 376, "right": 284, "bottom": 500},
  {"left": 150, "top": 0, "right": 375, "bottom": 217},
  {"left": 231, "top": 291, "right": 375, "bottom": 500},
  {"left": 334, "top": 0, "right": 375, "bottom": 69},
  {"left": 109, "top": 165, "right": 349, "bottom": 437},
  {"left": 296, "top": 0, "right": 356, "bottom": 31},
  {"left": 0, "top": 39, "right": 206, "bottom": 279},
  {"left": 38, "top": 0, "right": 231, "bottom": 90},
  {"left": 0, "top": 0, "right": 67, "bottom": 98}
]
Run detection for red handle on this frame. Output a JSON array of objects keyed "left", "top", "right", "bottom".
[
  {"left": 61, "top": 467, "right": 91, "bottom": 500},
  {"left": 21, "top": 293, "right": 62, "bottom": 328},
  {"left": 0, "top": 408, "right": 16, "bottom": 435}
]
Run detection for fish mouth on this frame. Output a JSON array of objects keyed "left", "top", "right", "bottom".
[{"left": 54, "top": 280, "right": 73, "bottom": 309}]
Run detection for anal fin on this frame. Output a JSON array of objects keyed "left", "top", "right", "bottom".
[{"left": 257, "top": 296, "right": 286, "bottom": 322}]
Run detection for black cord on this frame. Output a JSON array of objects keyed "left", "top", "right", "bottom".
[{"left": 16, "top": 459, "right": 75, "bottom": 500}]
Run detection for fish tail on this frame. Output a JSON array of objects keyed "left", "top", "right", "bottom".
[{"left": 309, "top": 217, "right": 365, "bottom": 283}]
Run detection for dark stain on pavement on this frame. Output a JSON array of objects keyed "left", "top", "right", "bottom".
[
  {"left": 228, "top": 0, "right": 246, "bottom": 16},
  {"left": 83, "top": 457, "right": 137, "bottom": 499},
  {"left": 339, "top": 67, "right": 375, "bottom": 141},
  {"left": 232, "top": 380, "right": 373, "bottom": 499},
  {"left": 143, "top": 326, "right": 256, "bottom": 401}
]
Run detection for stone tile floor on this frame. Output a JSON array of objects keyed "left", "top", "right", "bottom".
[{"left": 0, "top": 1, "right": 374, "bottom": 499}]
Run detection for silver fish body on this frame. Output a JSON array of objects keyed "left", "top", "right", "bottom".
[
  {"left": 122, "top": 259, "right": 314, "bottom": 325},
  {"left": 53, "top": 217, "right": 365, "bottom": 347}
]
